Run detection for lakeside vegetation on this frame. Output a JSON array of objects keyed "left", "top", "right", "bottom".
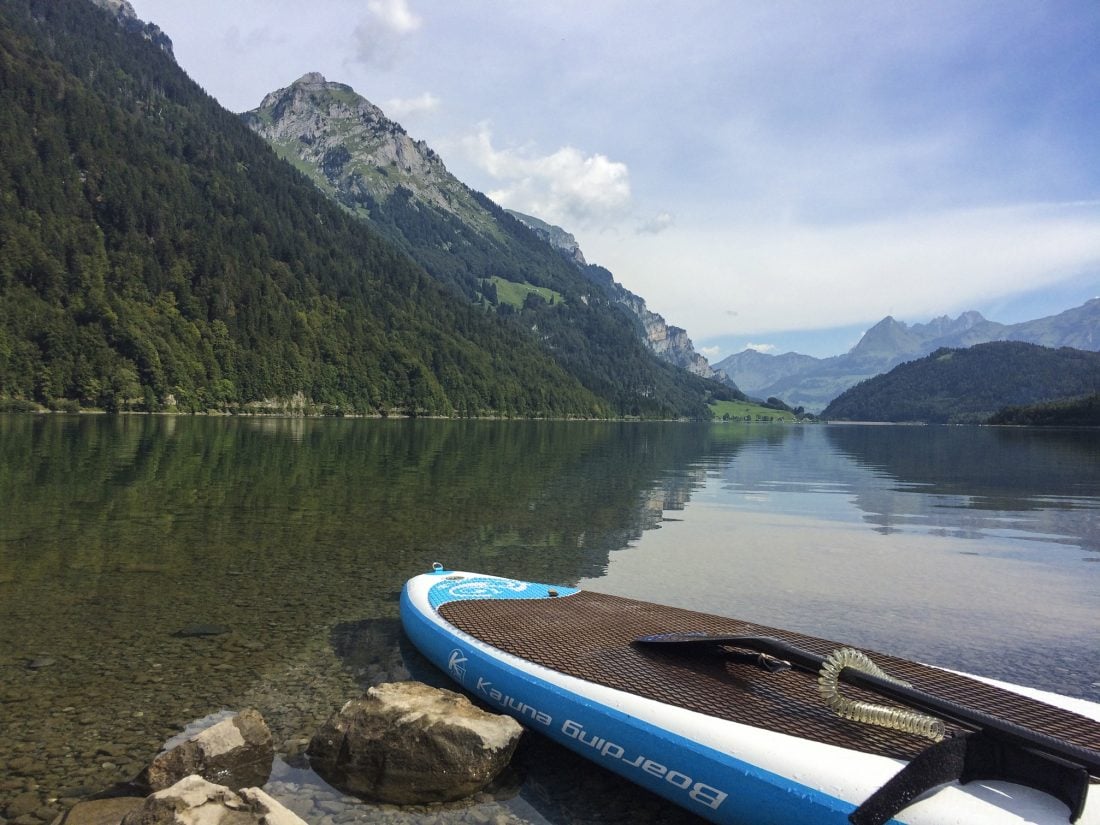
[
  {"left": 988, "top": 393, "right": 1100, "bottom": 427},
  {"left": 709, "top": 399, "right": 798, "bottom": 422}
]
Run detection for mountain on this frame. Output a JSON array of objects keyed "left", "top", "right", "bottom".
[
  {"left": 243, "top": 74, "right": 740, "bottom": 417},
  {"left": 1005, "top": 300, "right": 1100, "bottom": 350},
  {"left": 504, "top": 210, "right": 587, "bottom": 266},
  {"left": 505, "top": 210, "right": 729, "bottom": 384},
  {"left": 88, "top": 0, "right": 174, "bottom": 58},
  {"left": 0, "top": 0, "right": 612, "bottom": 416},
  {"left": 821, "top": 342, "right": 1100, "bottom": 423},
  {"left": 717, "top": 299, "right": 1100, "bottom": 412}
]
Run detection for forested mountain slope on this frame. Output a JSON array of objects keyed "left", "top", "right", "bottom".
[
  {"left": 0, "top": 0, "right": 616, "bottom": 416},
  {"left": 821, "top": 342, "right": 1100, "bottom": 423},
  {"left": 244, "top": 74, "right": 739, "bottom": 418},
  {"left": 505, "top": 209, "right": 727, "bottom": 383}
]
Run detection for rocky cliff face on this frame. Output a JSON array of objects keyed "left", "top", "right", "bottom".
[
  {"left": 616, "top": 290, "right": 719, "bottom": 379},
  {"left": 242, "top": 73, "right": 499, "bottom": 236},
  {"left": 504, "top": 210, "right": 586, "bottom": 266},
  {"left": 89, "top": 0, "right": 174, "bottom": 58},
  {"left": 507, "top": 211, "right": 726, "bottom": 383}
]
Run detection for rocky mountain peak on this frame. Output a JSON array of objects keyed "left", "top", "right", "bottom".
[
  {"left": 243, "top": 73, "right": 493, "bottom": 231},
  {"left": 850, "top": 316, "right": 922, "bottom": 359},
  {"left": 295, "top": 71, "right": 328, "bottom": 87}
]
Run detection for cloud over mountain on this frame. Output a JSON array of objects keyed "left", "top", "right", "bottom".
[
  {"left": 383, "top": 91, "right": 440, "bottom": 119},
  {"left": 353, "top": 0, "right": 421, "bottom": 68},
  {"left": 461, "top": 125, "right": 631, "bottom": 228}
]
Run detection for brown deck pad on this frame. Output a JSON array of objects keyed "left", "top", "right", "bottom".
[{"left": 439, "top": 590, "right": 1100, "bottom": 771}]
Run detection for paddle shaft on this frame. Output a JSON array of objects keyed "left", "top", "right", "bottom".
[{"left": 638, "top": 633, "right": 1100, "bottom": 777}]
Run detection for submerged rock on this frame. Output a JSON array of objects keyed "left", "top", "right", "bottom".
[
  {"left": 307, "top": 680, "right": 523, "bottom": 804},
  {"left": 144, "top": 709, "right": 273, "bottom": 791},
  {"left": 49, "top": 796, "right": 145, "bottom": 825},
  {"left": 119, "top": 775, "right": 306, "bottom": 825}
]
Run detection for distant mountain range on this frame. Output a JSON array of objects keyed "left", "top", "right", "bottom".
[
  {"left": 243, "top": 73, "right": 732, "bottom": 393},
  {"left": 716, "top": 299, "right": 1100, "bottom": 412},
  {"left": 821, "top": 341, "right": 1100, "bottom": 424}
]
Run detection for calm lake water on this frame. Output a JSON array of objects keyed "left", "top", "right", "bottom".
[{"left": 1, "top": 416, "right": 1098, "bottom": 823}]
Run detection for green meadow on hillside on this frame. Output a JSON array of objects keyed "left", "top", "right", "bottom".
[
  {"left": 485, "top": 277, "right": 565, "bottom": 309},
  {"left": 710, "top": 400, "right": 798, "bottom": 422}
]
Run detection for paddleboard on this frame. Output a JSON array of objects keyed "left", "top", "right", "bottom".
[{"left": 400, "top": 566, "right": 1100, "bottom": 824}]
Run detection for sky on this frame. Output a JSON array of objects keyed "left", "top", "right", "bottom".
[{"left": 129, "top": 0, "right": 1100, "bottom": 359}]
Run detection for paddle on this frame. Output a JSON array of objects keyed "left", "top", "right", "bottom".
[{"left": 634, "top": 632, "right": 1100, "bottom": 778}]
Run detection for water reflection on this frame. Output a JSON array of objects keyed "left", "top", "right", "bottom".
[
  {"left": 585, "top": 424, "right": 1100, "bottom": 705},
  {"left": 824, "top": 425, "right": 1100, "bottom": 551},
  {"left": 0, "top": 416, "right": 745, "bottom": 814},
  {"left": 706, "top": 424, "right": 1100, "bottom": 552},
  {"left": 0, "top": 416, "right": 746, "bottom": 589},
  {"left": 1, "top": 416, "right": 1098, "bottom": 820}
]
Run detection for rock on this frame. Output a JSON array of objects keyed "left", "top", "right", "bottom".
[
  {"left": 144, "top": 709, "right": 273, "bottom": 792},
  {"left": 307, "top": 681, "right": 523, "bottom": 804},
  {"left": 49, "top": 797, "right": 144, "bottom": 825},
  {"left": 118, "top": 775, "right": 306, "bottom": 825},
  {"left": 26, "top": 657, "right": 56, "bottom": 669},
  {"left": 3, "top": 792, "right": 40, "bottom": 819}
]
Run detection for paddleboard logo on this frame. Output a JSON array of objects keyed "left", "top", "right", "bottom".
[
  {"left": 447, "top": 648, "right": 468, "bottom": 683},
  {"left": 561, "top": 718, "right": 728, "bottom": 811},
  {"left": 475, "top": 677, "right": 553, "bottom": 726},
  {"left": 444, "top": 578, "right": 530, "bottom": 600}
]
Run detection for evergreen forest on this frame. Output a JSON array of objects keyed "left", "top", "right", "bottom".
[
  {"left": 0, "top": 0, "right": 731, "bottom": 417},
  {"left": 988, "top": 394, "right": 1100, "bottom": 427},
  {"left": 821, "top": 342, "right": 1100, "bottom": 424}
]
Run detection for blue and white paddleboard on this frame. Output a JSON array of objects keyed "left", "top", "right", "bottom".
[{"left": 401, "top": 566, "right": 1100, "bottom": 824}]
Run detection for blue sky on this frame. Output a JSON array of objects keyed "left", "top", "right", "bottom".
[{"left": 131, "top": 0, "right": 1100, "bottom": 359}]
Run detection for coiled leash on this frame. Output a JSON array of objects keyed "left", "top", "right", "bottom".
[{"left": 636, "top": 632, "right": 1096, "bottom": 823}]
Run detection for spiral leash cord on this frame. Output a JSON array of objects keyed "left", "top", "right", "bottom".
[{"left": 818, "top": 647, "right": 946, "bottom": 741}]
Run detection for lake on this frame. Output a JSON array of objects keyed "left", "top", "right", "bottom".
[{"left": 1, "top": 416, "right": 1098, "bottom": 823}]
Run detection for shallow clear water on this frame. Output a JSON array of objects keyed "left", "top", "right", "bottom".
[{"left": 1, "top": 416, "right": 1097, "bottom": 822}]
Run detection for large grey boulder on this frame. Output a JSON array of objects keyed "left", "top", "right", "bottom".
[
  {"left": 307, "top": 681, "right": 523, "bottom": 804},
  {"left": 144, "top": 709, "right": 273, "bottom": 792},
  {"left": 119, "top": 775, "right": 305, "bottom": 825}
]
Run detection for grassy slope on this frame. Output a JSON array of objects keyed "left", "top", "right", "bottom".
[
  {"left": 710, "top": 399, "right": 797, "bottom": 422},
  {"left": 489, "top": 276, "right": 564, "bottom": 309}
]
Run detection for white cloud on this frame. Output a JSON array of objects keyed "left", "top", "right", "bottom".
[
  {"left": 745, "top": 343, "right": 776, "bottom": 354},
  {"left": 353, "top": 0, "right": 421, "bottom": 68},
  {"left": 383, "top": 92, "right": 440, "bottom": 119},
  {"left": 459, "top": 125, "right": 631, "bottom": 228},
  {"left": 367, "top": 0, "right": 421, "bottom": 33},
  {"left": 699, "top": 345, "right": 722, "bottom": 360},
  {"left": 583, "top": 201, "right": 1100, "bottom": 340},
  {"left": 637, "top": 211, "right": 674, "bottom": 235}
]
